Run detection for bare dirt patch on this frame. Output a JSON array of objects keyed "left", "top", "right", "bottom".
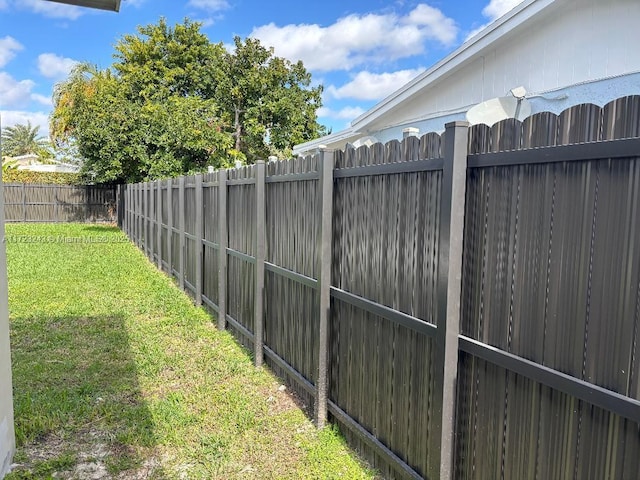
[{"left": 9, "top": 428, "right": 162, "bottom": 480}]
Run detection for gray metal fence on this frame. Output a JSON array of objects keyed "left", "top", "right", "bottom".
[
  {"left": 3, "top": 183, "right": 118, "bottom": 223},
  {"left": 120, "top": 94, "right": 640, "bottom": 480}
]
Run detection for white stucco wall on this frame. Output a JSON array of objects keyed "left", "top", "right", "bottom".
[
  {"left": 0, "top": 178, "right": 15, "bottom": 478},
  {"left": 367, "top": 72, "right": 640, "bottom": 144}
]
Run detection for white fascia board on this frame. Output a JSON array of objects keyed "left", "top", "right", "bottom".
[
  {"left": 293, "top": 127, "right": 361, "bottom": 155},
  {"left": 350, "top": 0, "right": 558, "bottom": 130}
]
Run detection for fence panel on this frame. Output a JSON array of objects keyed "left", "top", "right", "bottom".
[
  {"left": 330, "top": 137, "right": 444, "bottom": 479},
  {"left": 264, "top": 155, "right": 321, "bottom": 409},
  {"left": 202, "top": 171, "right": 220, "bottom": 311},
  {"left": 183, "top": 176, "right": 198, "bottom": 296},
  {"left": 226, "top": 166, "right": 256, "bottom": 348},
  {"left": 3, "top": 184, "right": 116, "bottom": 223},
  {"left": 170, "top": 181, "right": 181, "bottom": 281},
  {"left": 456, "top": 98, "right": 640, "bottom": 479},
  {"left": 151, "top": 183, "right": 159, "bottom": 265}
]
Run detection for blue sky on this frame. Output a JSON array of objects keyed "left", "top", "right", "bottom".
[{"left": 0, "top": 0, "right": 523, "bottom": 138}]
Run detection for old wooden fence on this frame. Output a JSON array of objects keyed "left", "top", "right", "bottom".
[
  {"left": 3, "top": 183, "right": 118, "bottom": 223},
  {"left": 120, "top": 95, "right": 640, "bottom": 480}
]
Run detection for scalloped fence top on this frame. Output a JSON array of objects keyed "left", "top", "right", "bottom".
[{"left": 305, "top": 95, "right": 640, "bottom": 164}]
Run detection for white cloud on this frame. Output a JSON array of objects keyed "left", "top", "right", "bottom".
[
  {"left": 405, "top": 4, "right": 457, "bottom": 45},
  {"left": 250, "top": 3, "right": 458, "bottom": 71},
  {"left": 328, "top": 69, "right": 424, "bottom": 101},
  {"left": 195, "top": 17, "right": 216, "bottom": 28},
  {"left": 482, "top": 0, "right": 524, "bottom": 20},
  {"left": 31, "top": 93, "right": 53, "bottom": 107},
  {"left": 19, "top": 0, "right": 84, "bottom": 20},
  {"left": 0, "top": 110, "right": 50, "bottom": 138},
  {"left": 317, "top": 106, "right": 365, "bottom": 120},
  {"left": 187, "top": 0, "right": 229, "bottom": 12},
  {"left": 0, "top": 36, "right": 23, "bottom": 68},
  {"left": 0, "top": 72, "right": 35, "bottom": 108},
  {"left": 0, "top": 0, "right": 8, "bottom": 10},
  {"left": 37, "top": 53, "right": 79, "bottom": 79},
  {"left": 465, "top": 0, "right": 524, "bottom": 42}
]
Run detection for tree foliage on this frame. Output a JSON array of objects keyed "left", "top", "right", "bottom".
[
  {"left": 51, "top": 18, "right": 325, "bottom": 183},
  {"left": 214, "top": 37, "right": 324, "bottom": 160},
  {"left": 1, "top": 121, "right": 51, "bottom": 158},
  {"left": 2, "top": 158, "right": 18, "bottom": 173}
]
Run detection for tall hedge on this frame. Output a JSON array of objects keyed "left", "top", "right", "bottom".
[{"left": 2, "top": 170, "right": 82, "bottom": 185}]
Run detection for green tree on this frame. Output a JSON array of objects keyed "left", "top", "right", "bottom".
[
  {"left": 113, "top": 18, "right": 223, "bottom": 101},
  {"left": 50, "top": 18, "right": 325, "bottom": 183},
  {"left": 1, "top": 121, "right": 51, "bottom": 157},
  {"left": 52, "top": 65, "right": 230, "bottom": 183},
  {"left": 214, "top": 36, "right": 324, "bottom": 160}
]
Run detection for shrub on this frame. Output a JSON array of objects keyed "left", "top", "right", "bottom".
[{"left": 2, "top": 170, "right": 83, "bottom": 185}]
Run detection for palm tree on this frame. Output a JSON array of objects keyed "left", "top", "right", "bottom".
[
  {"left": 1, "top": 121, "right": 51, "bottom": 157},
  {"left": 50, "top": 62, "right": 100, "bottom": 148},
  {"left": 1, "top": 158, "right": 18, "bottom": 173}
]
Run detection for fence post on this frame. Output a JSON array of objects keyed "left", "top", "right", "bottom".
[
  {"left": 136, "top": 182, "right": 142, "bottom": 248},
  {"left": 195, "top": 174, "right": 204, "bottom": 306},
  {"left": 254, "top": 161, "right": 266, "bottom": 367},
  {"left": 167, "top": 179, "right": 173, "bottom": 275},
  {"left": 156, "top": 182, "right": 162, "bottom": 269},
  {"left": 147, "top": 183, "right": 152, "bottom": 258},
  {"left": 131, "top": 185, "right": 134, "bottom": 241},
  {"left": 122, "top": 186, "right": 126, "bottom": 233},
  {"left": 22, "top": 184, "right": 26, "bottom": 222},
  {"left": 126, "top": 185, "right": 129, "bottom": 234},
  {"left": 130, "top": 185, "right": 134, "bottom": 238},
  {"left": 129, "top": 186, "right": 132, "bottom": 237},
  {"left": 132, "top": 185, "right": 136, "bottom": 242},
  {"left": 145, "top": 183, "right": 151, "bottom": 257},
  {"left": 315, "top": 148, "right": 334, "bottom": 428},
  {"left": 178, "top": 177, "right": 186, "bottom": 291},
  {"left": 137, "top": 184, "right": 142, "bottom": 247},
  {"left": 138, "top": 184, "right": 142, "bottom": 247},
  {"left": 54, "top": 185, "right": 59, "bottom": 222},
  {"left": 85, "top": 185, "right": 90, "bottom": 223},
  {"left": 120, "top": 185, "right": 125, "bottom": 232},
  {"left": 217, "top": 169, "right": 228, "bottom": 330},
  {"left": 438, "top": 121, "right": 469, "bottom": 480},
  {"left": 131, "top": 186, "right": 134, "bottom": 240}
]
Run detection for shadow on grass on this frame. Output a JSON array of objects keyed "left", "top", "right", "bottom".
[{"left": 8, "top": 313, "right": 166, "bottom": 479}]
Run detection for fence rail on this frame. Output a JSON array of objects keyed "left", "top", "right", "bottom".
[
  {"left": 3, "top": 183, "right": 118, "bottom": 223},
  {"left": 121, "top": 95, "right": 640, "bottom": 480}
]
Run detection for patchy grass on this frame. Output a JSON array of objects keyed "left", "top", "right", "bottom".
[{"left": 5, "top": 223, "right": 376, "bottom": 479}]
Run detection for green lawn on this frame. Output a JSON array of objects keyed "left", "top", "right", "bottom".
[{"left": 5, "top": 223, "right": 375, "bottom": 479}]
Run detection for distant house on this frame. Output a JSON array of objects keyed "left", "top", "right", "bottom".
[
  {"left": 295, "top": 0, "right": 640, "bottom": 155},
  {"left": 18, "top": 162, "right": 81, "bottom": 174},
  {"left": 9, "top": 153, "right": 40, "bottom": 167},
  {"left": 4, "top": 154, "right": 81, "bottom": 174}
]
